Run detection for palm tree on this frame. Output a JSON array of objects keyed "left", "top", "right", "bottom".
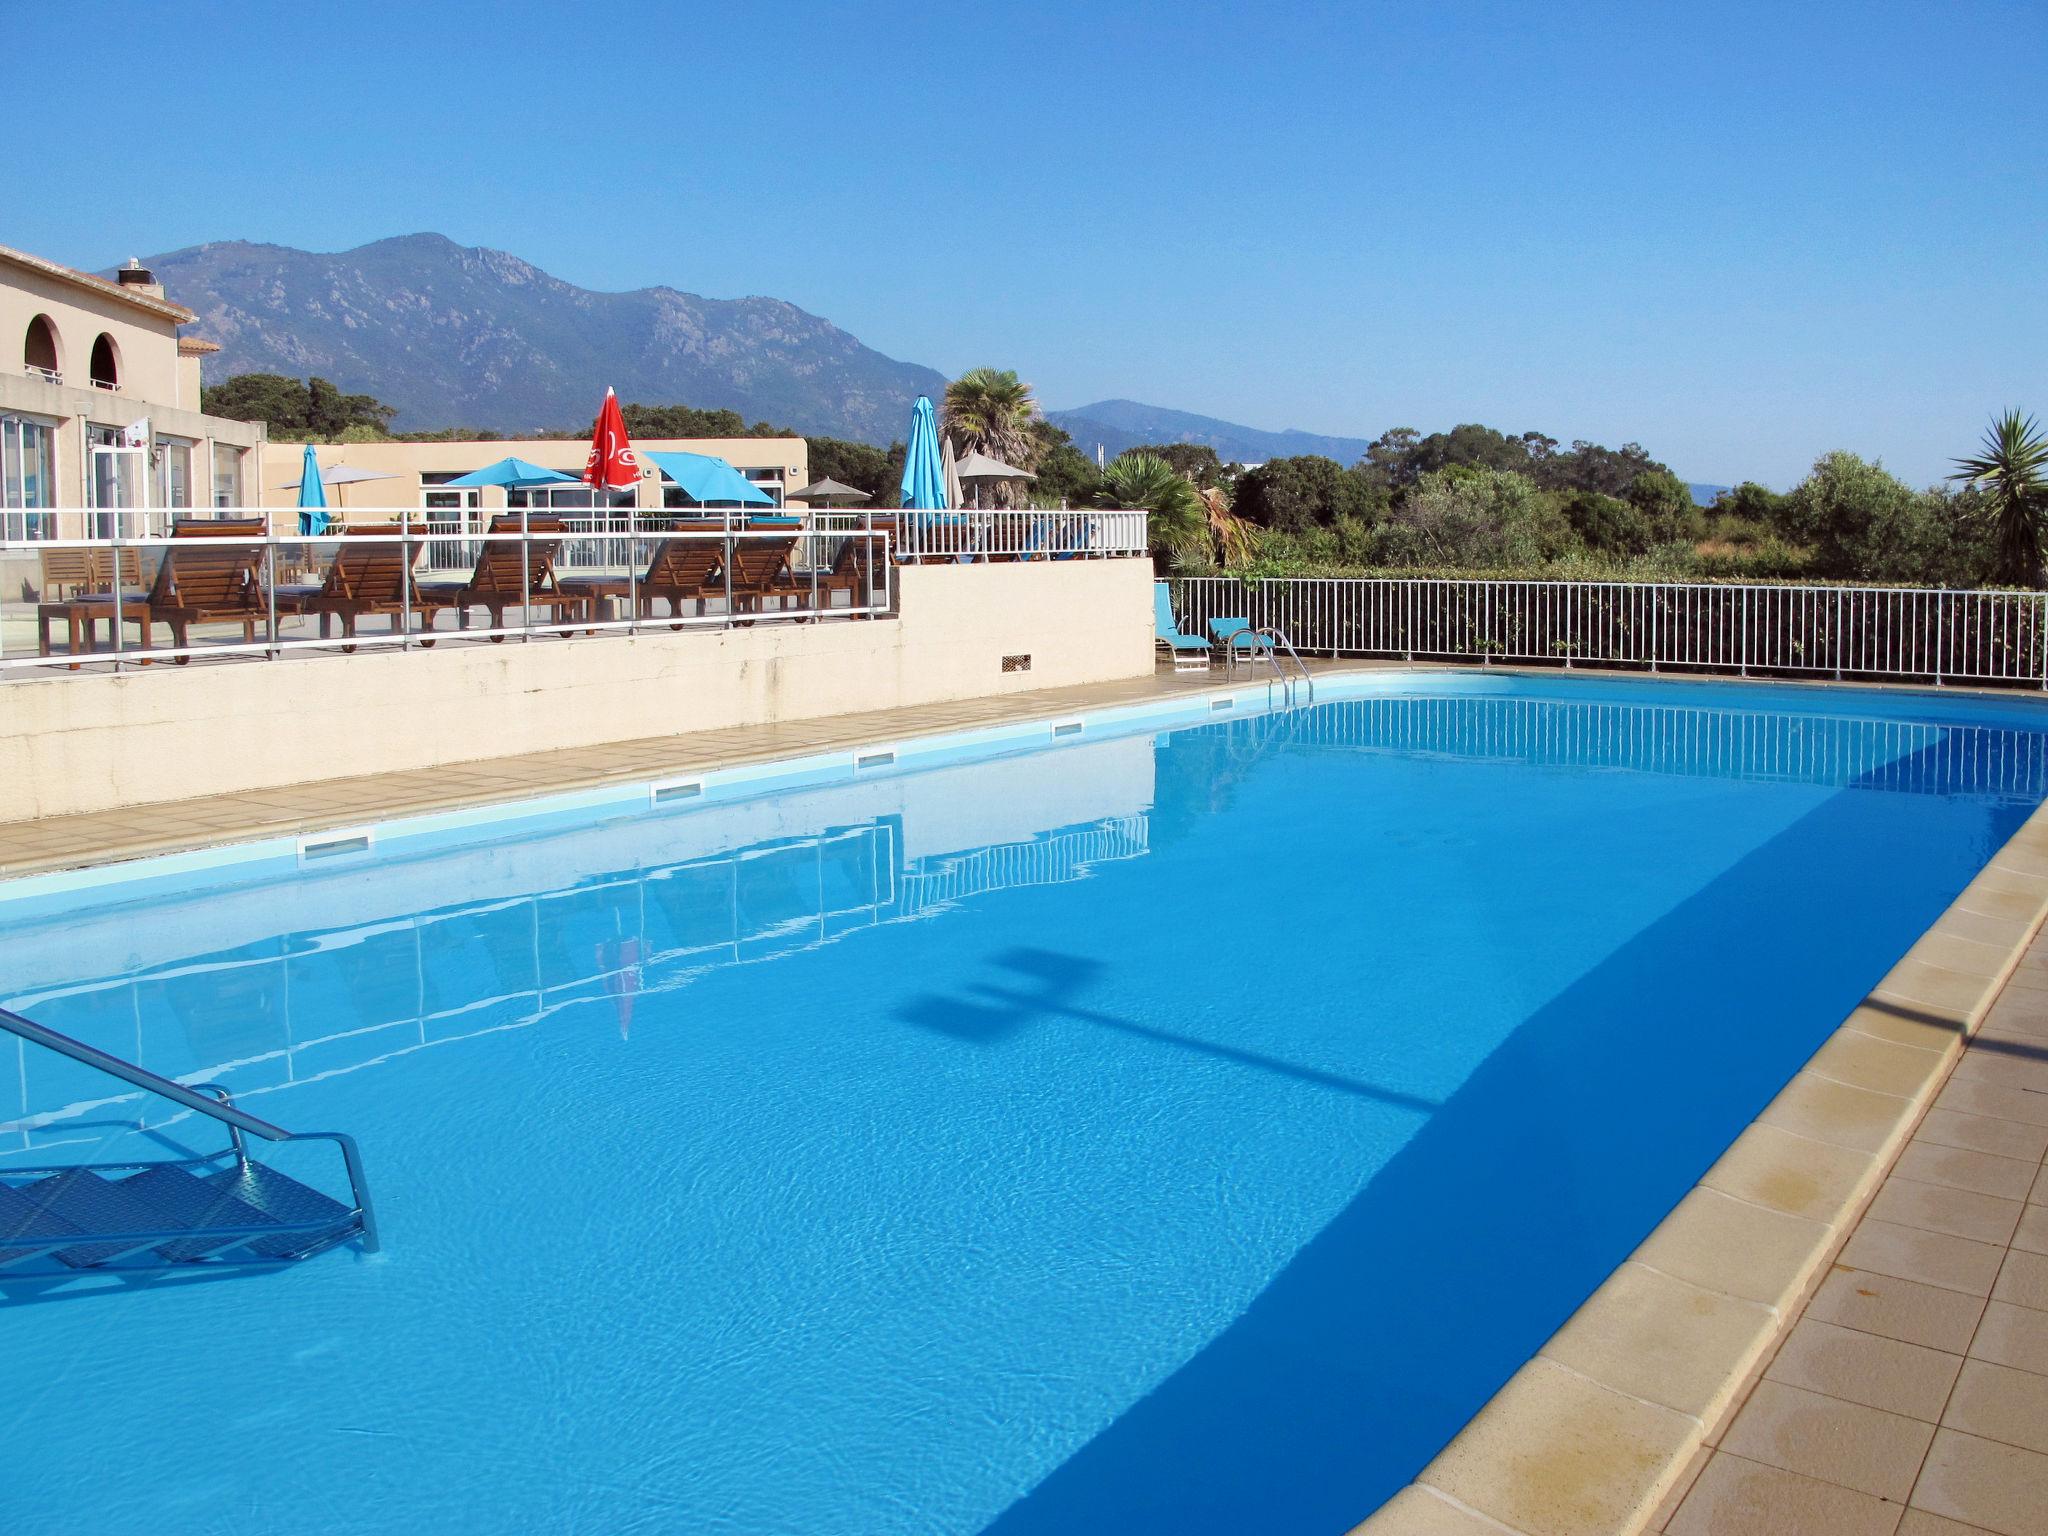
[
  {"left": 1094, "top": 453, "right": 1205, "bottom": 571},
  {"left": 942, "top": 367, "right": 1040, "bottom": 470},
  {"left": 1952, "top": 410, "right": 2048, "bottom": 588}
]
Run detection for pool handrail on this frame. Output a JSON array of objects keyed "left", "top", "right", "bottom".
[{"left": 0, "top": 1004, "right": 379, "bottom": 1252}]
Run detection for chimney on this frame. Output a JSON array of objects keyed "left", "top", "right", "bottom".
[{"left": 116, "top": 257, "right": 165, "bottom": 300}]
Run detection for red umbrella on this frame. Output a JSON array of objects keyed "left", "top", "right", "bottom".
[{"left": 584, "top": 387, "right": 641, "bottom": 492}]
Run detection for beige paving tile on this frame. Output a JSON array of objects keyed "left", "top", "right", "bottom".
[
  {"left": 1809, "top": 1030, "right": 1960, "bottom": 1101},
  {"left": 1839, "top": 1220, "right": 2009, "bottom": 1298},
  {"left": 1990, "top": 1249, "right": 2048, "bottom": 1311},
  {"left": 1759, "top": 1073, "right": 1922, "bottom": 1156},
  {"left": 1665, "top": 1452, "right": 1903, "bottom": 1536},
  {"left": 1978, "top": 1005, "right": 2048, "bottom": 1044},
  {"left": 1631, "top": 1187, "right": 1836, "bottom": 1312},
  {"left": 1969, "top": 1302, "right": 2048, "bottom": 1376},
  {"left": 1718, "top": 1378, "right": 1934, "bottom": 1502},
  {"left": 1806, "top": 1268, "right": 1988, "bottom": 1354},
  {"left": 1646, "top": 1445, "right": 1712, "bottom": 1531},
  {"left": 1541, "top": 1261, "right": 1780, "bottom": 1422},
  {"left": 1848, "top": 1003, "right": 1972, "bottom": 1055},
  {"left": 1896, "top": 1509, "right": 2001, "bottom": 1536},
  {"left": 1910, "top": 1427, "right": 2048, "bottom": 1536},
  {"left": 1951, "top": 1047, "right": 2048, "bottom": 1096},
  {"left": 1933, "top": 1077, "right": 2048, "bottom": 1129},
  {"left": 1348, "top": 1485, "right": 1514, "bottom": 1534},
  {"left": 1765, "top": 1317, "right": 1965, "bottom": 1423},
  {"left": 1417, "top": 1357, "right": 1697, "bottom": 1536},
  {"left": 1932, "top": 910, "right": 2035, "bottom": 955},
  {"left": 1901, "top": 932, "right": 2018, "bottom": 982},
  {"left": 1866, "top": 1181, "right": 2026, "bottom": 1246},
  {"left": 1914, "top": 1108, "right": 2048, "bottom": 1164},
  {"left": 2011, "top": 1205, "right": 2048, "bottom": 1259},
  {"left": 1892, "top": 1144, "right": 2042, "bottom": 1202},
  {"left": 1941, "top": 1358, "right": 2048, "bottom": 1457},
  {"left": 1702, "top": 1124, "right": 1882, "bottom": 1224}
]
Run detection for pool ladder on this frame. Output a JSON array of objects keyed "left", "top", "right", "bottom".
[
  {"left": 1227, "top": 625, "right": 1316, "bottom": 706},
  {"left": 0, "top": 1005, "right": 377, "bottom": 1280}
]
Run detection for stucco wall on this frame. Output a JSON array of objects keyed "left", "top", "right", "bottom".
[{"left": 0, "top": 560, "right": 1155, "bottom": 823}]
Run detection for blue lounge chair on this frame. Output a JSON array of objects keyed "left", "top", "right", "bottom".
[
  {"left": 1155, "top": 584, "right": 1212, "bottom": 672},
  {"left": 1207, "top": 616, "right": 1275, "bottom": 673}
]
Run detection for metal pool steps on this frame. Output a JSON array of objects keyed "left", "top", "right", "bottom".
[{"left": 0, "top": 1006, "right": 377, "bottom": 1279}]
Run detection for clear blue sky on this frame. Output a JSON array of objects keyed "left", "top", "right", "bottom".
[{"left": 11, "top": 0, "right": 2043, "bottom": 486}]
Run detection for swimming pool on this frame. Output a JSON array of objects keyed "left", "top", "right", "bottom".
[{"left": 4, "top": 672, "right": 2046, "bottom": 1534}]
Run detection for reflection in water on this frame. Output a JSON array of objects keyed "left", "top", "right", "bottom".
[{"left": 2, "top": 814, "right": 1152, "bottom": 1151}]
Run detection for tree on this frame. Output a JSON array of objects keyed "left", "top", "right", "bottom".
[
  {"left": 1126, "top": 442, "right": 1229, "bottom": 489},
  {"left": 1378, "top": 469, "right": 1574, "bottom": 567},
  {"left": 1533, "top": 440, "right": 1668, "bottom": 498},
  {"left": 1095, "top": 453, "right": 1204, "bottom": 571},
  {"left": 201, "top": 372, "right": 313, "bottom": 431},
  {"left": 804, "top": 436, "right": 897, "bottom": 505},
  {"left": 1714, "top": 482, "right": 1794, "bottom": 537},
  {"left": 1024, "top": 419, "right": 1101, "bottom": 507},
  {"left": 1564, "top": 491, "right": 1653, "bottom": 555},
  {"left": 200, "top": 372, "right": 393, "bottom": 438},
  {"left": 1951, "top": 411, "right": 2048, "bottom": 589},
  {"left": 623, "top": 403, "right": 790, "bottom": 439},
  {"left": 1786, "top": 451, "right": 1988, "bottom": 585},
  {"left": 1625, "top": 468, "right": 1702, "bottom": 545},
  {"left": 942, "top": 368, "right": 1040, "bottom": 505},
  {"left": 1233, "top": 455, "right": 1381, "bottom": 532}
]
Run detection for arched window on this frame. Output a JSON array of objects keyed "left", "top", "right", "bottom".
[
  {"left": 89, "top": 332, "right": 120, "bottom": 391},
  {"left": 22, "top": 315, "right": 60, "bottom": 382}
]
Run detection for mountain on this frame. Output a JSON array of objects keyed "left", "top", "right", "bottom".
[
  {"left": 135, "top": 235, "right": 948, "bottom": 442},
  {"left": 1047, "top": 399, "right": 1376, "bottom": 467}
]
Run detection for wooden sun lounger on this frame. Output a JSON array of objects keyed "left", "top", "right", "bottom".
[
  {"left": 415, "top": 516, "right": 586, "bottom": 638},
  {"left": 273, "top": 525, "right": 453, "bottom": 649},
  {"left": 556, "top": 523, "right": 726, "bottom": 628},
  {"left": 38, "top": 518, "right": 269, "bottom": 667}
]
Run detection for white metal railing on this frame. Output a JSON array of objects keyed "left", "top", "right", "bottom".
[
  {"left": 0, "top": 508, "right": 896, "bottom": 675},
  {"left": 887, "top": 508, "right": 1147, "bottom": 562},
  {"left": 1173, "top": 576, "right": 2048, "bottom": 689}
]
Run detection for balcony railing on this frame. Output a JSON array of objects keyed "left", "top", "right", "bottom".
[{"left": 0, "top": 506, "right": 1148, "bottom": 676}]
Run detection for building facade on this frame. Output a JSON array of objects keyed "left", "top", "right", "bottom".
[
  {"left": 254, "top": 436, "right": 811, "bottom": 520},
  {"left": 0, "top": 244, "right": 266, "bottom": 537}
]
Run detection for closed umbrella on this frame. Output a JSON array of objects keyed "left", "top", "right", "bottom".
[
  {"left": 296, "top": 443, "right": 330, "bottom": 535},
  {"left": 942, "top": 435, "right": 964, "bottom": 512},
  {"left": 900, "top": 396, "right": 948, "bottom": 510}
]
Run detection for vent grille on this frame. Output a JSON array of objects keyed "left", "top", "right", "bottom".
[
  {"left": 297, "top": 830, "right": 373, "bottom": 863},
  {"left": 855, "top": 748, "right": 897, "bottom": 770},
  {"left": 649, "top": 777, "right": 704, "bottom": 806},
  {"left": 1051, "top": 719, "right": 1085, "bottom": 739},
  {"left": 1001, "top": 653, "right": 1031, "bottom": 673},
  {"left": 1210, "top": 697, "right": 1235, "bottom": 712}
]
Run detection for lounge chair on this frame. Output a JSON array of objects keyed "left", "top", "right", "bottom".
[
  {"left": 39, "top": 518, "right": 269, "bottom": 665},
  {"left": 811, "top": 529, "right": 885, "bottom": 613},
  {"left": 416, "top": 515, "right": 585, "bottom": 638},
  {"left": 274, "top": 525, "right": 451, "bottom": 649},
  {"left": 1154, "top": 584, "right": 1212, "bottom": 672},
  {"left": 557, "top": 525, "right": 726, "bottom": 628},
  {"left": 725, "top": 527, "right": 801, "bottom": 616},
  {"left": 1208, "top": 616, "right": 1275, "bottom": 672},
  {"left": 37, "top": 546, "right": 142, "bottom": 601}
]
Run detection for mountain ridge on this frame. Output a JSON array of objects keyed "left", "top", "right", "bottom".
[{"left": 134, "top": 234, "right": 948, "bottom": 443}]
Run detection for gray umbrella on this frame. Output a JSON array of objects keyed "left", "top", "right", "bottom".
[
  {"left": 953, "top": 449, "right": 1034, "bottom": 509},
  {"left": 790, "top": 477, "right": 873, "bottom": 506}
]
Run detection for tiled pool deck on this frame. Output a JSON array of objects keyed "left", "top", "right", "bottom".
[{"left": 8, "top": 660, "right": 2047, "bottom": 1535}]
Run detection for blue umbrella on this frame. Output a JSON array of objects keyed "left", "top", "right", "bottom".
[
  {"left": 641, "top": 451, "right": 775, "bottom": 507},
  {"left": 900, "top": 396, "right": 948, "bottom": 510},
  {"left": 439, "top": 457, "right": 584, "bottom": 490},
  {"left": 296, "top": 443, "right": 330, "bottom": 535}
]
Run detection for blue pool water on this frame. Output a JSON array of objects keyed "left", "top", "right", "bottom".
[{"left": 5, "top": 674, "right": 2047, "bottom": 1534}]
